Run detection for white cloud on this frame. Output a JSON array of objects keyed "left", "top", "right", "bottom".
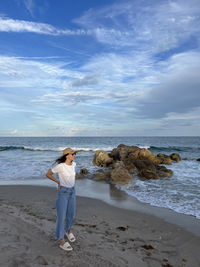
[
  {"left": 164, "top": 107, "right": 200, "bottom": 121},
  {"left": 1, "top": 0, "right": 200, "bottom": 135},
  {"left": 0, "top": 55, "right": 81, "bottom": 89},
  {"left": 0, "top": 16, "right": 88, "bottom": 36},
  {"left": 74, "top": 0, "right": 200, "bottom": 52}
]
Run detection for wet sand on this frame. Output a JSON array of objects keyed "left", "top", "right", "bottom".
[{"left": 0, "top": 185, "right": 200, "bottom": 267}]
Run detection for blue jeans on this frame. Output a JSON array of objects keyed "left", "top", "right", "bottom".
[{"left": 55, "top": 186, "right": 76, "bottom": 240}]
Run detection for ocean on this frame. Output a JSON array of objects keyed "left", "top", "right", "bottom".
[{"left": 0, "top": 136, "right": 200, "bottom": 219}]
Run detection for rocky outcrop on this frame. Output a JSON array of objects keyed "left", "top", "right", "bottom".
[
  {"left": 197, "top": 158, "right": 200, "bottom": 162},
  {"left": 92, "top": 144, "right": 179, "bottom": 184},
  {"left": 93, "top": 150, "right": 113, "bottom": 167}
]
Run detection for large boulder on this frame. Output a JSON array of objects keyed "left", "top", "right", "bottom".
[
  {"left": 93, "top": 150, "right": 113, "bottom": 167},
  {"left": 170, "top": 153, "right": 181, "bottom": 162},
  {"left": 111, "top": 166, "right": 133, "bottom": 185}
]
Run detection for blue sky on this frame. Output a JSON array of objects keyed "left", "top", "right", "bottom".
[{"left": 0, "top": 0, "right": 200, "bottom": 136}]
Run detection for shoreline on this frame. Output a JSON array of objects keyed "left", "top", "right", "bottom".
[
  {"left": 0, "top": 184, "right": 200, "bottom": 266},
  {"left": 1, "top": 179, "right": 200, "bottom": 237}
]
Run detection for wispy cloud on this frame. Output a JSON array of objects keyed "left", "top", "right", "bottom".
[
  {"left": 75, "top": 0, "right": 200, "bottom": 52},
  {"left": 0, "top": 16, "right": 88, "bottom": 35}
]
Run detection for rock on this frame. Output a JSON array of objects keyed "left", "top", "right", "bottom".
[
  {"left": 138, "top": 170, "right": 160, "bottom": 179},
  {"left": 197, "top": 158, "right": 200, "bottom": 161},
  {"left": 111, "top": 160, "right": 125, "bottom": 169},
  {"left": 133, "top": 159, "right": 157, "bottom": 172},
  {"left": 110, "top": 148, "right": 120, "bottom": 161},
  {"left": 124, "top": 161, "right": 138, "bottom": 174},
  {"left": 157, "top": 153, "right": 167, "bottom": 158},
  {"left": 134, "top": 160, "right": 173, "bottom": 179},
  {"left": 157, "top": 153, "right": 172, "bottom": 164},
  {"left": 156, "top": 165, "right": 173, "bottom": 178},
  {"left": 170, "top": 153, "right": 181, "bottom": 162},
  {"left": 93, "top": 144, "right": 175, "bottom": 181},
  {"left": 160, "top": 157, "right": 173, "bottom": 165},
  {"left": 111, "top": 166, "right": 133, "bottom": 185},
  {"left": 93, "top": 150, "right": 113, "bottom": 167},
  {"left": 92, "top": 170, "right": 111, "bottom": 181},
  {"left": 112, "top": 159, "right": 137, "bottom": 174},
  {"left": 80, "top": 168, "right": 89, "bottom": 175},
  {"left": 110, "top": 144, "right": 160, "bottom": 165}
]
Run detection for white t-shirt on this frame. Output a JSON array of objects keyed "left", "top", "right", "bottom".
[{"left": 52, "top": 162, "right": 76, "bottom": 188}]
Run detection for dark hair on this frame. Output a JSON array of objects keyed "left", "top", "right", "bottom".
[{"left": 55, "top": 154, "right": 68, "bottom": 164}]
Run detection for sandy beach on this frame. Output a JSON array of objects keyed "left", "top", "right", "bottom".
[{"left": 0, "top": 185, "right": 200, "bottom": 267}]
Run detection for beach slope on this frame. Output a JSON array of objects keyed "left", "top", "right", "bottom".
[{"left": 0, "top": 185, "right": 200, "bottom": 267}]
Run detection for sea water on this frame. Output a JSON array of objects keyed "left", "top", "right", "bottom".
[{"left": 0, "top": 136, "right": 199, "bottom": 219}]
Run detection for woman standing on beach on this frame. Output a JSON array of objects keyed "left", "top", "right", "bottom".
[{"left": 46, "top": 148, "right": 77, "bottom": 251}]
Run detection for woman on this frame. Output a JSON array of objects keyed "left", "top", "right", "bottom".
[{"left": 46, "top": 147, "right": 77, "bottom": 251}]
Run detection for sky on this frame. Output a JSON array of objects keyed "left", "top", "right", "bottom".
[{"left": 0, "top": 0, "right": 200, "bottom": 136}]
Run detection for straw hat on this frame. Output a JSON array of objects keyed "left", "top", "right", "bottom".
[{"left": 63, "top": 147, "right": 77, "bottom": 155}]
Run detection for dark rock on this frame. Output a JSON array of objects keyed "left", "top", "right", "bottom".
[
  {"left": 157, "top": 153, "right": 173, "bottom": 164},
  {"left": 138, "top": 169, "right": 160, "bottom": 179},
  {"left": 135, "top": 160, "right": 173, "bottom": 179},
  {"left": 80, "top": 168, "right": 89, "bottom": 175},
  {"left": 156, "top": 165, "right": 173, "bottom": 178},
  {"left": 196, "top": 158, "right": 200, "bottom": 161},
  {"left": 170, "top": 153, "right": 181, "bottom": 162},
  {"left": 134, "top": 159, "right": 157, "bottom": 172}
]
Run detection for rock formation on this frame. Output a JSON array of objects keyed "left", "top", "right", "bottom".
[{"left": 92, "top": 144, "right": 181, "bottom": 184}]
